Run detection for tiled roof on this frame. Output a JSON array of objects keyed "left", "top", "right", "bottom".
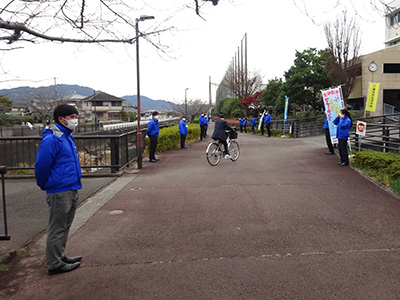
[{"left": 82, "top": 92, "right": 126, "bottom": 102}]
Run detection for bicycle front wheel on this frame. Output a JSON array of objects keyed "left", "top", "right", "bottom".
[
  {"left": 228, "top": 140, "right": 240, "bottom": 161},
  {"left": 206, "top": 142, "right": 222, "bottom": 166}
]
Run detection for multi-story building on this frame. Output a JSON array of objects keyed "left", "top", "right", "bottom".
[{"left": 348, "top": 0, "right": 400, "bottom": 116}]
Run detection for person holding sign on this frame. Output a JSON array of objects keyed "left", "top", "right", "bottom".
[{"left": 333, "top": 109, "right": 352, "bottom": 166}]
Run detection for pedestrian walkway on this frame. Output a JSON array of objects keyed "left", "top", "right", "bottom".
[{"left": 1, "top": 128, "right": 400, "bottom": 300}]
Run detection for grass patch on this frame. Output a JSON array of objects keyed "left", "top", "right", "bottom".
[{"left": 144, "top": 123, "right": 201, "bottom": 155}]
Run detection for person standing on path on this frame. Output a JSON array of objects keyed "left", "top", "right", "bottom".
[
  {"left": 333, "top": 109, "right": 352, "bottom": 166},
  {"left": 323, "top": 117, "right": 334, "bottom": 155},
  {"left": 264, "top": 110, "right": 272, "bottom": 137},
  {"left": 204, "top": 114, "right": 209, "bottom": 137},
  {"left": 199, "top": 113, "right": 206, "bottom": 140},
  {"left": 147, "top": 111, "right": 160, "bottom": 163},
  {"left": 35, "top": 104, "right": 83, "bottom": 275},
  {"left": 179, "top": 116, "right": 188, "bottom": 149},
  {"left": 239, "top": 118, "right": 243, "bottom": 133},
  {"left": 243, "top": 117, "right": 247, "bottom": 133},
  {"left": 251, "top": 116, "right": 256, "bottom": 134}
]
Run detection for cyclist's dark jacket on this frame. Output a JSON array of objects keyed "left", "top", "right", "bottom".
[{"left": 212, "top": 118, "right": 232, "bottom": 141}]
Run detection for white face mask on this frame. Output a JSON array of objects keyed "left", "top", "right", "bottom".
[
  {"left": 62, "top": 117, "right": 78, "bottom": 131},
  {"left": 182, "top": 118, "right": 186, "bottom": 121},
  {"left": 154, "top": 115, "right": 159, "bottom": 120}
]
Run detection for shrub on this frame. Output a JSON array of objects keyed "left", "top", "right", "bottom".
[
  {"left": 144, "top": 123, "right": 201, "bottom": 153},
  {"left": 353, "top": 150, "right": 400, "bottom": 195}
]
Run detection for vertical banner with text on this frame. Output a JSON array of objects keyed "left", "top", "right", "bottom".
[
  {"left": 366, "top": 82, "right": 380, "bottom": 112},
  {"left": 282, "top": 96, "right": 289, "bottom": 135},
  {"left": 284, "top": 96, "right": 289, "bottom": 122},
  {"left": 321, "top": 86, "right": 344, "bottom": 143}
]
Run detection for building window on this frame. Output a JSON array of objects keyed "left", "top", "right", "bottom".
[
  {"left": 390, "top": 12, "right": 400, "bottom": 27},
  {"left": 383, "top": 63, "right": 400, "bottom": 73},
  {"left": 112, "top": 101, "right": 122, "bottom": 106},
  {"left": 383, "top": 90, "right": 400, "bottom": 113}
]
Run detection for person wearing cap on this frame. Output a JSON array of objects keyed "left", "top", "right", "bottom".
[
  {"left": 211, "top": 114, "right": 233, "bottom": 157},
  {"left": 147, "top": 111, "right": 160, "bottom": 162},
  {"left": 35, "top": 104, "right": 82, "bottom": 275}
]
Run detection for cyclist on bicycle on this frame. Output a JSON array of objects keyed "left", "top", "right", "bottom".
[{"left": 211, "top": 114, "right": 233, "bottom": 158}]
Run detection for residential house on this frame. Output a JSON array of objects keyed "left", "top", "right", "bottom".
[{"left": 81, "top": 92, "right": 126, "bottom": 121}]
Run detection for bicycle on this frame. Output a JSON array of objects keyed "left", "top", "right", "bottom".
[{"left": 206, "top": 127, "right": 240, "bottom": 166}]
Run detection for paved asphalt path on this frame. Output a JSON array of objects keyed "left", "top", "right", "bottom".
[
  {"left": 1, "top": 124, "right": 400, "bottom": 299},
  {"left": 0, "top": 177, "right": 117, "bottom": 259}
]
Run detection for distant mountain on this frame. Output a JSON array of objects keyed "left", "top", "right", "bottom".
[
  {"left": 0, "top": 84, "right": 97, "bottom": 105},
  {"left": 0, "top": 84, "right": 173, "bottom": 111},
  {"left": 122, "top": 95, "right": 173, "bottom": 111}
]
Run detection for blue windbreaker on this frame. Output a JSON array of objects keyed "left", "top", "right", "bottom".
[
  {"left": 251, "top": 118, "right": 256, "bottom": 126},
  {"left": 198, "top": 115, "right": 204, "bottom": 126},
  {"left": 264, "top": 113, "right": 271, "bottom": 124},
  {"left": 243, "top": 119, "right": 247, "bottom": 126},
  {"left": 323, "top": 117, "right": 329, "bottom": 129},
  {"left": 179, "top": 120, "right": 188, "bottom": 135},
  {"left": 333, "top": 116, "right": 351, "bottom": 139},
  {"left": 35, "top": 124, "right": 82, "bottom": 194},
  {"left": 239, "top": 119, "right": 243, "bottom": 126},
  {"left": 147, "top": 117, "right": 160, "bottom": 137}
]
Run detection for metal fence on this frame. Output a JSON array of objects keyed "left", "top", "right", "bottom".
[
  {"left": 0, "top": 118, "right": 179, "bottom": 174},
  {"left": 269, "top": 119, "right": 324, "bottom": 137},
  {"left": 351, "top": 113, "right": 400, "bottom": 153},
  {"left": 0, "top": 129, "right": 143, "bottom": 174}
]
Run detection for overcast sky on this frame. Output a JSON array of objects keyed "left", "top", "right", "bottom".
[{"left": 0, "top": 0, "right": 389, "bottom": 104}]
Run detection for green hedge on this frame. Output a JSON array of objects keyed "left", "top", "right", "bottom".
[
  {"left": 144, "top": 123, "right": 201, "bottom": 153},
  {"left": 353, "top": 150, "right": 400, "bottom": 194}
]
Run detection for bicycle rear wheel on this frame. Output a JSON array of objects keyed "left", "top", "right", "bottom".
[
  {"left": 206, "top": 142, "right": 222, "bottom": 166},
  {"left": 228, "top": 140, "right": 240, "bottom": 161}
]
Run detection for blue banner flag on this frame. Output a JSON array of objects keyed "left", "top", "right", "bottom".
[{"left": 284, "top": 96, "right": 289, "bottom": 122}]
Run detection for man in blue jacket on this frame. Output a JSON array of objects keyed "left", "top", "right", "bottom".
[
  {"left": 264, "top": 110, "right": 272, "bottom": 137},
  {"left": 251, "top": 116, "right": 256, "bottom": 134},
  {"left": 179, "top": 115, "right": 188, "bottom": 149},
  {"left": 199, "top": 113, "right": 205, "bottom": 140},
  {"left": 35, "top": 104, "right": 82, "bottom": 275},
  {"left": 147, "top": 111, "right": 160, "bottom": 162}
]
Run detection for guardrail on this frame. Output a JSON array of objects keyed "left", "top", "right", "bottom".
[
  {"left": 0, "top": 131, "right": 142, "bottom": 174},
  {"left": 0, "top": 118, "right": 179, "bottom": 174},
  {"left": 351, "top": 113, "right": 400, "bottom": 153}
]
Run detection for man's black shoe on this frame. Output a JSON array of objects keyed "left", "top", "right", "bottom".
[
  {"left": 325, "top": 152, "right": 334, "bottom": 155},
  {"left": 339, "top": 162, "right": 348, "bottom": 166},
  {"left": 48, "top": 262, "right": 80, "bottom": 275},
  {"left": 149, "top": 159, "right": 157, "bottom": 163},
  {"left": 62, "top": 255, "right": 82, "bottom": 264}
]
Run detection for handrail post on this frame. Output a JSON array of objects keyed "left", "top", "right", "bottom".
[
  {"left": 110, "top": 136, "right": 120, "bottom": 173},
  {"left": 0, "top": 166, "right": 10, "bottom": 240}
]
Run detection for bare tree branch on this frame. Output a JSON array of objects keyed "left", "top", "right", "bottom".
[
  {"left": 0, "top": 1, "right": 219, "bottom": 46},
  {"left": 324, "top": 12, "right": 362, "bottom": 104}
]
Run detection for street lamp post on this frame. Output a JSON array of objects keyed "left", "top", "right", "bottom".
[
  {"left": 136, "top": 15, "right": 155, "bottom": 169},
  {"left": 185, "top": 88, "right": 189, "bottom": 117}
]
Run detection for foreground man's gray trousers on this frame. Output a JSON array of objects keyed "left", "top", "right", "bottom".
[{"left": 46, "top": 190, "right": 78, "bottom": 270}]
